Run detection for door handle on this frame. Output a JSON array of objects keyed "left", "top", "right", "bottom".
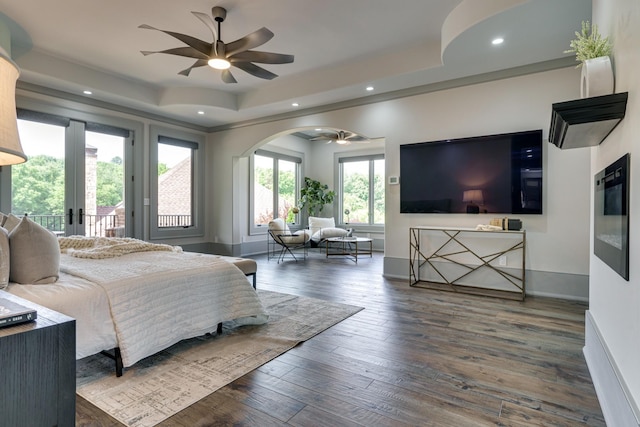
[
  {"left": 68, "top": 208, "right": 73, "bottom": 225},
  {"left": 79, "top": 208, "right": 83, "bottom": 225}
]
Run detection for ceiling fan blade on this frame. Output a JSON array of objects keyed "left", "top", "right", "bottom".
[
  {"left": 225, "top": 27, "right": 274, "bottom": 57},
  {"left": 178, "top": 59, "right": 208, "bottom": 76},
  {"left": 233, "top": 62, "right": 278, "bottom": 80},
  {"left": 310, "top": 133, "right": 337, "bottom": 141},
  {"left": 139, "top": 24, "right": 211, "bottom": 56},
  {"left": 221, "top": 69, "right": 237, "bottom": 83},
  {"left": 191, "top": 11, "right": 217, "bottom": 42},
  {"left": 230, "top": 50, "right": 294, "bottom": 64},
  {"left": 142, "top": 47, "right": 208, "bottom": 60}
]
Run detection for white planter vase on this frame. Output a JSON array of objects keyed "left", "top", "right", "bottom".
[{"left": 581, "top": 56, "right": 614, "bottom": 98}]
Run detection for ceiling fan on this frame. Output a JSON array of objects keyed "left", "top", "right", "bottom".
[
  {"left": 139, "top": 6, "right": 294, "bottom": 83},
  {"left": 310, "top": 130, "right": 370, "bottom": 145}
]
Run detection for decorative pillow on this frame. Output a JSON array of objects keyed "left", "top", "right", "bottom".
[
  {"left": 8, "top": 217, "right": 60, "bottom": 284},
  {"left": 3, "top": 213, "right": 22, "bottom": 233},
  {"left": 308, "top": 216, "right": 335, "bottom": 236},
  {"left": 280, "top": 229, "right": 311, "bottom": 245},
  {"left": 0, "top": 226, "right": 9, "bottom": 289},
  {"left": 315, "top": 228, "right": 349, "bottom": 240},
  {"left": 268, "top": 218, "right": 290, "bottom": 234},
  {"left": 268, "top": 219, "right": 310, "bottom": 245},
  {"left": 0, "top": 212, "right": 6, "bottom": 227}
]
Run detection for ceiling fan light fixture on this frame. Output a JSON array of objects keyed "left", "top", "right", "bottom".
[
  {"left": 208, "top": 57, "right": 231, "bottom": 70},
  {"left": 336, "top": 139, "right": 348, "bottom": 145}
]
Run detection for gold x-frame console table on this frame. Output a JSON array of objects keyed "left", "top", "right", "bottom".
[{"left": 409, "top": 226, "right": 526, "bottom": 301}]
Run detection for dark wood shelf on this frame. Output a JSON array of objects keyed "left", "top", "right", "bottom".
[{"left": 549, "top": 92, "right": 628, "bottom": 149}]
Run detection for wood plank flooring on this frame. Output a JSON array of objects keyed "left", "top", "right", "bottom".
[{"left": 76, "top": 250, "right": 605, "bottom": 426}]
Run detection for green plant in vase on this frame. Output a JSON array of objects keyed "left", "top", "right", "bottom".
[
  {"left": 297, "top": 177, "right": 335, "bottom": 217},
  {"left": 564, "top": 21, "right": 612, "bottom": 66}
]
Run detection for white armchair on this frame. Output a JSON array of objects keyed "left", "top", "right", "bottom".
[
  {"left": 267, "top": 218, "right": 311, "bottom": 263},
  {"left": 308, "top": 216, "right": 351, "bottom": 247}
]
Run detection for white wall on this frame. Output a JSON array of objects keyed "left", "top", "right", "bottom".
[
  {"left": 209, "top": 66, "right": 591, "bottom": 295},
  {"left": 585, "top": 0, "right": 640, "bottom": 424}
]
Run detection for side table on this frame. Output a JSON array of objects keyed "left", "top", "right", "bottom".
[
  {"left": 0, "top": 290, "right": 76, "bottom": 427},
  {"left": 326, "top": 236, "right": 373, "bottom": 263}
]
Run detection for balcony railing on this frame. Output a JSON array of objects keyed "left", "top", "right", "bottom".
[
  {"left": 23, "top": 213, "right": 192, "bottom": 235},
  {"left": 158, "top": 215, "right": 192, "bottom": 228},
  {"left": 27, "top": 214, "right": 119, "bottom": 237}
]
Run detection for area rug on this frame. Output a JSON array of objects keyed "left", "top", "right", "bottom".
[{"left": 76, "top": 290, "right": 363, "bottom": 427}]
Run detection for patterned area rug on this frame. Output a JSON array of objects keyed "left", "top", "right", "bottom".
[{"left": 76, "top": 290, "right": 363, "bottom": 427}]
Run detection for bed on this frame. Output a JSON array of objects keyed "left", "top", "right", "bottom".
[{"left": 1, "top": 220, "right": 268, "bottom": 376}]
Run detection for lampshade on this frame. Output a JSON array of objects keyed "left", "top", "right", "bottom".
[
  {"left": 0, "top": 53, "right": 26, "bottom": 166},
  {"left": 462, "top": 189, "right": 483, "bottom": 204}
]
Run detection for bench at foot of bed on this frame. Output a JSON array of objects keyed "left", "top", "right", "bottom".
[{"left": 213, "top": 256, "right": 257, "bottom": 289}]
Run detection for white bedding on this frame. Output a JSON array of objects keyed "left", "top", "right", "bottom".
[
  {"left": 7, "top": 251, "right": 267, "bottom": 367},
  {"left": 6, "top": 272, "right": 117, "bottom": 358}
]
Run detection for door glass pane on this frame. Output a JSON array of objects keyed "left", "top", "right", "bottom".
[
  {"left": 278, "top": 159, "right": 296, "bottom": 222},
  {"left": 85, "top": 131, "right": 125, "bottom": 237},
  {"left": 157, "top": 143, "right": 193, "bottom": 228},
  {"left": 342, "top": 160, "right": 369, "bottom": 224},
  {"left": 12, "top": 120, "right": 66, "bottom": 235},
  {"left": 254, "top": 154, "right": 274, "bottom": 225},
  {"left": 373, "top": 158, "right": 385, "bottom": 224}
]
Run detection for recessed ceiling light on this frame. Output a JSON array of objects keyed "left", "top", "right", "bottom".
[
  {"left": 292, "top": 102, "right": 299, "bottom": 107},
  {"left": 366, "top": 86, "right": 374, "bottom": 91},
  {"left": 83, "top": 90, "right": 92, "bottom": 95},
  {"left": 197, "top": 111, "right": 205, "bottom": 115},
  {"left": 315, "top": 128, "right": 322, "bottom": 131},
  {"left": 492, "top": 37, "right": 504, "bottom": 45}
]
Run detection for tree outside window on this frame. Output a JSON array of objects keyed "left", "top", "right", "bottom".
[
  {"left": 253, "top": 151, "right": 300, "bottom": 226},
  {"left": 340, "top": 156, "right": 384, "bottom": 225}
]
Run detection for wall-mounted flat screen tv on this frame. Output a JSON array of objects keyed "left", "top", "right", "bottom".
[{"left": 400, "top": 129, "right": 543, "bottom": 214}]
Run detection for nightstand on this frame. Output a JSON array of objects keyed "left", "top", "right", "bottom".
[{"left": 0, "top": 290, "right": 76, "bottom": 427}]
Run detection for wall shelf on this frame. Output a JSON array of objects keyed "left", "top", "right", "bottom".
[{"left": 549, "top": 92, "right": 628, "bottom": 149}]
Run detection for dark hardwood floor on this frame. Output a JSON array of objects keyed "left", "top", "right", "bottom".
[{"left": 76, "top": 250, "right": 605, "bottom": 426}]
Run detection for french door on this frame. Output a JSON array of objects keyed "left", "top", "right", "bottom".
[{"left": 7, "top": 114, "right": 133, "bottom": 237}]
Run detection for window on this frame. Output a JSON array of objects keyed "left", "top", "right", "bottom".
[
  {"left": 1, "top": 109, "right": 136, "bottom": 238},
  {"left": 339, "top": 154, "right": 385, "bottom": 225},
  {"left": 150, "top": 125, "right": 204, "bottom": 239},
  {"left": 251, "top": 149, "right": 301, "bottom": 230}
]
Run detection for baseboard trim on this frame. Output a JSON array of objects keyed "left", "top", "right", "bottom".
[
  {"left": 584, "top": 311, "right": 640, "bottom": 427},
  {"left": 383, "top": 256, "right": 589, "bottom": 301}
]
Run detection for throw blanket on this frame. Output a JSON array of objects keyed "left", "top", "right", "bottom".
[
  {"left": 60, "top": 251, "right": 268, "bottom": 367},
  {"left": 59, "top": 236, "right": 181, "bottom": 259}
]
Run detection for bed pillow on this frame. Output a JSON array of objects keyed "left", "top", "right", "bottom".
[
  {"left": 0, "top": 226, "right": 9, "bottom": 289},
  {"left": 2, "top": 213, "right": 22, "bottom": 233},
  {"left": 9, "top": 217, "right": 60, "bottom": 284}
]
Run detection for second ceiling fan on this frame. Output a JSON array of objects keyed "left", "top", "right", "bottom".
[
  {"left": 311, "top": 130, "right": 370, "bottom": 145},
  {"left": 140, "top": 6, "right": 294, "bottom": 83}
]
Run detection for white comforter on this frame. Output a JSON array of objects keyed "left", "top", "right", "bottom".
[{"left": 9, "top": 251, "right": 268, "bottom": 367}]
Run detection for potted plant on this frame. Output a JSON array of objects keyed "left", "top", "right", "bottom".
[
  {"left": 564, "top": 21, "right": 614, "bottom": 98},
  {"left": 297, "top": 177, "right": 335, "bottom": 217}
]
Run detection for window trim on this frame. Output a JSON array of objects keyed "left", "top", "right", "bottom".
[
  {"left": 249, "top": 148, "right": 303, "bottom": 235},
  {"left": 336, "top": 152, "right": 385, "bottom": 232},
  {"left": 149, "top": 125, "right": 205, "bottom": 240}
]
